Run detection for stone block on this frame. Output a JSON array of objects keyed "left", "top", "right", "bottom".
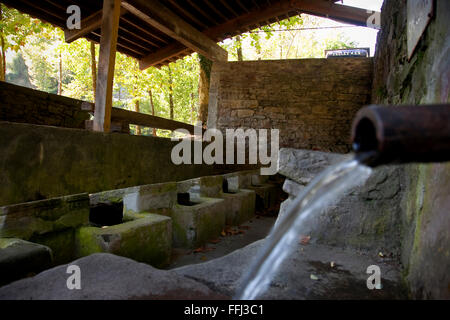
[
  {"left": 0, "top": 194, "right": 89, "bottom": 240},
  {"left": 246, "top": 184, "right": 279, "bottom": 211},
  {"left": 221, "top": 189, "right": 256, "bottom": 225},
  {"left": 75, "top": 213, "right": 172, "bottom": 268},
  {"left": 123, "top": 182, "right": 177, "bottom": 213},
  {"left": 277, "top": 148, "right": 347, "bottom": 185},
  {"left": 0, "top": 238, "right": 53, "bottom": 286},
  {"left": 171, "top": 197, "right": 226, "bottom": 249}
]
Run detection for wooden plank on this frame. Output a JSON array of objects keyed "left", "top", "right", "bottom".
[
  {"left": 93, "top": 0, "right": 121, "bottom": 132},
  {"left": 122, "top": 0, "right": 228, "bottom": 64},
  {"left": 82, "top": 102, "right": 197, "bottom": 134},
  {"left": 111, "top": 108, "right": 197, "bottom": 134},
  {"left": 64, "top": 7, "right": 127, "bottom": 44}
]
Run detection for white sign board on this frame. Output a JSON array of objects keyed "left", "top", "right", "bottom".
[{"left": 407, "top": 0, "right": 434, "bottom": 60}]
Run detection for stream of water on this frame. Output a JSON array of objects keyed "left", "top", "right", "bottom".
[{"left": 234, "top": 153, "right": 375, "bottom": 300}]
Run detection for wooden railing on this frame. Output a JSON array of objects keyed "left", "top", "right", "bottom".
[{"left": 82, "top": 102, "right": 197, "bottom": 135}]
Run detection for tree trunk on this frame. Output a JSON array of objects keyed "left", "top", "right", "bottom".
[
  {"left": 168, "top": 65, "right": 174, "bottom": 120},
  {"left": 190, "top": 92, "right": 195, "bottom": 124},
  {"left": 90, "top": 41, "right": 97, "bottom": 100},
  {"left": 236, "top": 35, "right": 243, "bottom": 61},
  {"left": 149, "top": 89, "right": 157, "bottom": 136},
  {"left": 58, "top": 52, "right": 62, "bottom": 95},
  {"left": 197, "top": 54, "right": 212, "bottom": 127},
  {"left": 0, "top": 5, "right": 5, "bottom": 81},
  {"left": 134, "top": 99, "right": 141, "bottom": 135}
]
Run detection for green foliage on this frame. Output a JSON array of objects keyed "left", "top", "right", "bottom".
[
  {"left": 6, "top": 51, "right": 32, "bottom": 88},
  {"left": 222, "top": 14, "right": 358, "bottom": 61}
]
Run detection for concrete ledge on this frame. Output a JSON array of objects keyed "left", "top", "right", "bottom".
[
  {"left": 75, "top": 213, "right": 172, "bottom": 268},
  {"left": 0, "top": 238, "right": 53, "bottom": 287},
  {"left": 0, "top": 193, "right": 89, "bottom": 240}
]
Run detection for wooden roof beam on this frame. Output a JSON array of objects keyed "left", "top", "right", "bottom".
[
  {"left": 138, "top": 0, "right": 379, "bottom": 69},
  {"left": 295, "top": 0, "right": 379, "bottom": 28},
  {"left": 139, "top": 0, "right": 300, "bottom": 69},
  {"left": 122, "top": 0, "right": 228, "bottom": 68}
]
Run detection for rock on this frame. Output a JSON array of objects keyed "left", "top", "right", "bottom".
[
  {"left": 282, "top": 179, "right": 305, "bottom": 198},
  {"left": 174, "top": 241, "right": 407, "bottom": 300},
  {"left": 277, "top": 148, "right": 348, "bottom": 185},
  {"left": 0, "top": 238, "right": 53, "bottom": 287},
  {"left": 0, "top": 253, "right": 227, "bottom": 300},
  {"left": 276, "top": 162, "right": 404, "bottom": 256}
]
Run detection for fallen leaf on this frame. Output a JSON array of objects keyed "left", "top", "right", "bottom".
[
  {"left": 378, "top": 252, "right": 384, "bottom": 257},
  {"left": 193, "top": 247, "right": 206, "bottom": 253},
  {"left": 310, "top": 274, "right": 319, "bottom": 281},
  {"left": 220, "top": 230, "right": 226, "bottom": 237},
  {"left": 300, "top": 235, "right": 311, "bottom": 245},
  {"left": 193, "top": 246, "right": 215, "bottom": 253}
]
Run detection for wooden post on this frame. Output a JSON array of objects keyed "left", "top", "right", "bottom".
[
  {"left": 58, "top": 52, "right": 62, "bottom": 95},
  {"left": 93, "top": 0, "right": 121, "bottom": 132},
  {"left": 149, "top": 89, "right": 157, "bottom": 136},
  {"left": 134, "top": 100, "right": 141, "bottom": 135},
  {"left": 90, "top": 41, "right": 97, "bottom": 100}
]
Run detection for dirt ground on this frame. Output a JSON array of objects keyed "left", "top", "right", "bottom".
[{"left": 166, "top": 215, "right": 277, "bottom": 269}]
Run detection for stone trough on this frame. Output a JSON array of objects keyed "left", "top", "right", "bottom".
[{"left": 0, "top": 170, "right": 278, "bottom": 286}]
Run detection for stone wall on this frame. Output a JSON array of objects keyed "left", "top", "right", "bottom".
[
  {"left": 208, "top": 58, "right": 373, "bottom": 153},
  {"left": 0, "top": 121, "right": 229, "bottom": 206},
  {"left": 372, "top": 0, "right": 450, "bottom": 299},
  {"left": 0, "top": 81, "right": 90, "bottom": 129}
]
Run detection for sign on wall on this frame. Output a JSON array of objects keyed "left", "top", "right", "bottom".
[
  {"left": 407, "top": 0, "right": 434, "bottom": 60},
  {"left": 325, "top": 48, "right": 370, "bottom": 58}
]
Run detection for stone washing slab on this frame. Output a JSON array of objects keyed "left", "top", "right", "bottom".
[
  {"left": 0, "top": 253, "right": 226, "bottom": 300},
  {"left": 75, "top": 213, "right": 172, "bottom": 268},
  {"left": 0, "top": 193, "right": 89, "bottom": 240},
  {"left": 171, "top": 197, "right": 227, "bottom": 249},
  {"left": 123, "top": 182, "right": 177, "bottom": 213},
  {"left": 174, "top": 240, "right": 407, "bottom": 300},
  {"left": 0, "top": 238, "right": 53, "bottom": 287},
  {"left": 277, "top": 148, "right": 347, "bottom": 185},
  {"left": 221, "top": 189, "right": 256, "bottom": 226},
  {"left": 223, "top": 170, "right": 259, "bottom": 190},
  {"left": 245, "top": 184, "right": 279, "bottom": 211}
]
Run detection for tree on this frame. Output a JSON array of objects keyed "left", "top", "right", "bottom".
[{"left": 6, "top": 51, "right": 32, "bottom": 88}]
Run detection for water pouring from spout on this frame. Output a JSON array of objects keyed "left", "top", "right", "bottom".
[{"left": 234, "top": 152, "right": 375, "bottom": 300}]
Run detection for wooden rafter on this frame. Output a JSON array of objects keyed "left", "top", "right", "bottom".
[
  {"left": 122, "top": 0, "right": 227, "bottom": 65},
  {"left": 139, "top": 0, "right": 378, "bottom": 69}
]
